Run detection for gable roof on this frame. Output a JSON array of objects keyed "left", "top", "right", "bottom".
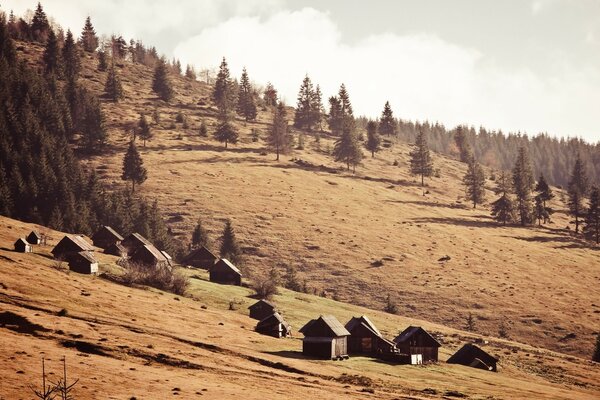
[
  {"left": 345, "top": 315, "right": 382, "bottom": 337},
  {"left": 393, "top": 326, "right": 441, "bottom": 347},
  {"left": 14, "top": 238, "right": 29, "bottom": 246},
  {"left": 133, "top": 244, "right": 169, "bottom": 263},
  {"left": 92, "top": 226, "right": 124, "bottom": 241},
  {"left": 447, "top": 343, "right": 498, "bottom": 366},
  {"left": 257, "top": 312, "right": 290, "bottom": 328},
  {"left": 183, "top": 246, "right": 218, "bottom": 261},
  {"left": 72, "top": 251, "right": 97, "bottom": 263},
  {"left": 54, "top": 235, "right": 95, "bottom": 253},
  {"left": 213, "top": 258, "right": 241, "bottom": 275},
  {"left": 123, "top": 233, "right": 152, "bottom": 248},
  {"left": 27, "top": 231, "right": 41, "bottom": 239},
  {"left": 249, "top": 299, "right": 276, "bottom": 311},
  {"left": 299, "top": 315, "right": 350, "bottom": 337}
]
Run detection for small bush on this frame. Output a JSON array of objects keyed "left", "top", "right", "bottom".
[
  {"left": 175, "top": 111, "right": 185, "bottom": 123},
  {"left": 383, "top": 294, "right": 397, "bottom": 314},
  {"left": 251, "top": 274, "right": 279, "bottom": 299},
  {"left": 123, "top": 263, "right": 189, "bottom": 295}
]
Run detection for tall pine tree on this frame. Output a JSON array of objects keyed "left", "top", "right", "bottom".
[
  {"left": 121, "top": 140, "right": 147, "bottom": 192},
  {"left": 333, "top": 120, "right": 363, "bottom": 172},
  {"left": 152, "top": 57, "right": 174, "bottom": 102},
  {"left": 191, "top": 218, "right": 211, "bottom": 249},
  {"left": 267, "top": 102, "right": 292, "bottom": 161},
  {"left": 583, "top": 186, "right": 600, "bottom": 244},
  {"left": 378, "top": 101, "right": 396, "bottom": 137},
  {"left": 512, "top": 146, "right": 535, "bottom": 226},
  {"left": 104, "top": 63, "right": 124, "bottom": 102},
  {"left": 365, "top": 120, "right": 381, "bottom": 158},
  {"left": 567, "top": 154, "right": 589, "bottom": 233},
  {"left": 294, "top": 75, "right": 315, "bottom": 131},
  {"left": 80, "top": 16, "right": 99, "bottom": 53},
  {"left": 409, "top": 129, "right": 434, "bottom": 189},
  {"left": 237, "top": 67, "right": 257, "bottom": 121},
  {"left": 31, "top": 2, "right": 50, "bottom": 42},
  {"left": 43, "top": 28, "right": 61, "bottom": 76},
  {"left": 534, "top": 174, "right": 554, "bottom": 224},
  {"left": 213, "top": 118, "right": 238, "bottom": 148},
  {"left": 220, "top": 219, "right": 241, "bottom": 264},
  {"left": 463, "top": 159, "right": 486, "bottom": 208},
  {"left": 491, "top": 171, "right": 516, "bottom": 225},
  {"left": 62, "top": 30, "right": 80, "bottom": 81},
  {"left": 213, "top": 57, "right": 235, "bottom": 114},
  {"left": 138, "top": 114, "right": 152, "bottom": 146}
]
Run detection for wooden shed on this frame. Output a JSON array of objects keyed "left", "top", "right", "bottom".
[
  {"left": 299, "top": 315, "right": 350, "bottom": 360},
  {"left": 255, "top": 312, "right": 291, "bottom": 338},
  {"left": 345, "top": 315, "right": 397, "bottom": 356},
  {"left": 182, "top": 246, "right": 218, "bottom": 269},
  {"left": 14, "top": 238, "right": 32, "bottom": 253},
  {"left": 447, "top": 343, "right": 498, "bottom": 372},
  {"left": 26, "top": 231, "right": 42, "bottom": 245},
  {"left": 121, "top": 233, "right": 152, "bottom": 252},
  {"left": 105, "top": 242, "right": 126, "bottom": 257},
  {"left": 209, "top": 259, "right": 242, "bottom": 285},
  {"left": 92, "top": 226, "right": 124, "bottom": 249},
  {"left": 52, "top": 235, "right": 95, "bottom": 260},
  {"left": 393, "top": 326, "right": 441, "bottom": 362},
  {"left": 129, "top": 244, "right": 170, "bottom": 269},
  {"left": 248, "top": 299, "right": 276, "bottom": 320},
  {"left": 67, "top": 251, "right": 98, "bottom": 274}
]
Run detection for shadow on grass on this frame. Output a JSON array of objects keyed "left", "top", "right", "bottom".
[
  {"left": 264, "top": 350, "right": 310, "bottom": 360},
  {"left": 409, "top": 216, "right": 497, "bottom": 229},
  {"left": 385, "top": 200, "right": 470, "bottom": 210}
]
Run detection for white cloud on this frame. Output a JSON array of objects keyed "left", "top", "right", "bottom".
[{"left": 175, "top": 7, "right": 600, "bottom": 140}]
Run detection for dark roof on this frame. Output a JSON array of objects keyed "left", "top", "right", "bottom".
[
  {"left": 183, "top": 246, "right": 218, "bottom": 261},
  {"left": 133, "top": 244, "right": 169, "bottom": 263},
  {"left": 299, "top": 315, "right": 350, "bottom": 337},
  {"left": 72, "top": 251, "right": 97, "bottom": 264},
  {"left": 54, "top": 235, "right": 95, "bottom": 252},
  {"left": 248, "top": 299, "right": 275, "bottom": 311},
  {"left": 105, "top": 242, "right": 126, "bottom": 255},
  {"left": 257, "top": 312, "right": 290, "bottom": 329},
  {"left": 213, "top": 258, "right": 241, "bottom": 275},
  {"left": 14, "top": 238, "right": 29, "bottom": 246},
  {"left": 393, "top": 326, "right": 442, "bottom": 347},
  {"left": 28, "top": 231, "right": 41, "bottom": 239},
  {"left": 92, "top": 226, "right": 124, "bottom": 241},
  {"left": 123, "top": 233, "right": 152, "bottom": 247},
  {"left": 447, "top": 343, "right": 498, "bottom": 366},
  {"left": 345, "top": 315, "right": 382, "bottom": 337}
]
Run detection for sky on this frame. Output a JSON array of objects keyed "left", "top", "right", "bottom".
[{"left": 2, "top": 0, "right": 599, "bottom": 141}]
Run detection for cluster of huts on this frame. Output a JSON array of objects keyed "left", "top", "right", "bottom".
[
  {"left": 13, "top": 231, "right": 44, "bottom": 253},
  {"left": 246, "top": 299, "right": 498, "bottom": 372}
]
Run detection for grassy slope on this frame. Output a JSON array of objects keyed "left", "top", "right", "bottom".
[
  {"left": 13, "top": 41, "right": 600, "bottom": 363},
  {"left": 0, "top": 216, "right": 599, "bottom": 400}
]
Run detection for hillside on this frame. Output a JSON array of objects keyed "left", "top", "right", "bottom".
[
  {"left": 1, "top": 216, "right": 600, "bottom": 399},
  {"left": 11, "top": 39, "right": 600, "bottom": 362}
]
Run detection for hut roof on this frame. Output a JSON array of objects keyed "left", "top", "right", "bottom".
[
  {"left": 27, "top": 231, "right": 41, "bottom": 240},
  {"left": 394, "top": 326, "right": 441, "bottom": 347},
  {"left": 92, "top": 226, "right": 124, "bottom": 241},
  {"left": 248, "top": 299, "right": 275, "bottom": 311},
  {"left": 105, "top": 242, "right": 126, "bottom": 255},
  {"left": 161, "top": 251, "right": 172, "bottom": 260},
  {"left": 213, "top": 258, "right": 241, "bottom": 275},
  {"left": 299, "top": 315, "right": 350, "bottom": 337},
  {"left": 72, "top": 251, "right": 97, "bottom": 263},
  {"left": 183, "top": 246, "right": 218, "bottom": 261},
  {"left": 123, "top": 233, "right": 152, "bottom": 248},
  {"left": 257, "top": 312, "right": 290, "bottom": 329},
  {"left": 345, "top": 315, "right": 382, "bottom": 337},
  {"left": 54, "top": 235, "right": 95, "bottom": 253},
  {"left": 14, "top": 238, "right": 29, "bottom": 246},
  {"left": 133, "top": 244, "right": 169, "bottom": 264},
  {"left": 447, "top": 343, "right": 498, "bottom": 366}
]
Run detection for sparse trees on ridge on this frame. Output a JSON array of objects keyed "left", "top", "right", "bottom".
[
  {"left": 378, "top": 101, "right": 396, "bottom": 137},
  {"left": 213, "top": 57, "right": 236, "bottom": 114},
  {"left": 237, "top": 67, "right": 257, "bottom": 121},
  {"left": 267, "top": 102, "right": 292, "bottom": 160},
  {"left": 294, "top": 75, "right": 316, "bottom": 131},
  {"left": 454, "top": 125, "right": 474, "bottom": 163},
  {"left": 185, "top": 64, "right": 196, "bottom": 80},
  {"left": 463, "top": 159, "right": 486, "bottom": 208},
  {"left": 80, "top": 16, "right": 99, "bottom": 53},
  {"left": 491, "top": 171, "right": 516, "bottom": 225},
  {"left": 104, "top": 63, "right": 124, "bottom": 102},
  {"left": 409, "top": 128, "right": 434, "bottom": 190},
  {"left": 152, "top": 57, "right": 174, "bottom": 102},
  {"left": 512, "top": 146, "right": 535, "bottom": 226},
  {"left": 567, "top": 154, "right": 589, "bottom": 233},
  {"left": 263, "top": 82, "right": 278, "bottom": 107},
  {"left": 583, "top": 186, "right": 600, "bottom": 244}
]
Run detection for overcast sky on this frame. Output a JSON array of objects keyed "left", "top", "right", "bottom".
[{"left": 2, "top": 0, "right": 600, "bottom": 141}]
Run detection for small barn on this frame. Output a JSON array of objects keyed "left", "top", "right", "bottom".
[
  {"left": 129, "top": 244, "right": 170, "bottom": 269},
  {"left": 447, "top": 343, "right": 498, "bottom": 372},
  {"left": 67, "top": 251, "right": 98, "bottom": 274},
  {"left": 248, "top": 299, "right": 276, "bottom": 320},
  {"left": 255, "top": 312, "right": 291, "bottom": 338},
  {"left": 26, "top": 231, "right": 42, "bottom": 245},
  {"left": 14, "top": 238, "right": 32, "bottom": 253},
  {"left": 121, "top": 233, "right": 152, "bottom": 252},
  {"left": 52, "top": 235, "right": 95, "bottom": 260},
  {"left": 92, "top": 226, "right": 124, "bottom": 249},
  {"left": 393, "top": 326, "right": 442, "bottom": 363},
  {"left": 105, "top": 242, "right": 126, "bottom": 257},
  {"left": 182, "top": 246, "right": 218, "bottom": 269},
  {"left": 345, "top": 315, "right": 397, "bottom": 356},
  {"left": 209, "top": 259, "right": 242, "bottom": 285},
  {"left": 299, "top": 315, "right": 350, "bottom": 360}
]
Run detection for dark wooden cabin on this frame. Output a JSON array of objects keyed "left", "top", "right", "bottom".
[
  {"left": 105, "top": 242, "right": 126, "bottom": 257},
  {"left": 248, "top": 299, "right": 276, "bottom": 320},
  {"left": 26, "top": 231, "right": 42, "bottom": 245},
  {"left": 67, "top": 251, "right": 98, "bottom": 274},
  {"left": 182, "top": 246, "right": 218, "bottom": 269},
  {"left": 209, "top": 259, "right": 242, "bottom": 285},
  {"left": 121, "top": 233, "right": 152, "bottom": 252},
  {"left": 299, "top": 315, "right": 350, "bottom": 360},
  {"left": 129, "top": 244, "right": 170, "bottom": 269},
  {"left": 447, "top": 343, "right": 498, "bottom": 372},
  {"left": 393, "top": 326, "right": 441, "bottom": 362},
  {"left": 92, "top": 226, "right": 124, "bottom": 249},
  {"left": 52, "top": 235, "right": 95, "bottom": 260},
  {"left": 255, "top": 312, "right": 291, "bottom": 338},
  {"left": 14, "top": 238, "right": 32, "bottom": 253},
  {"left": 345, "top": 315, "right": 397, "bottom": 356}
]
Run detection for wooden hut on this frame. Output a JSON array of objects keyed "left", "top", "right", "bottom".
[
  {"left": 447, "top": 343, "right": 498, "bottom": 372},
  {"left": 105, "top": 242, "right": 126, "bottom": 257},
  {"left": 67, "top": 251, "right": 98, "bottom": 274},
  {"left": 255, "top": 312, "right": 291, "bottom": 338},
  {"left": 14, "top": 238, "right": 32, "bottom": 253},
  {"left": 248, "top": 299, "right": 276, "bottom": 320},
  {"left": 121, "top": 233, "right": 152, "bottom": 252},
  {"left": 92, "top": 226, "right": 123, "bottom": 249},
  {"left": 393, "top": 326, "right": 441, "bottom": 362},
  {"left": 299, "top": 315, "right": 350, "bottom": 360},
  {"left": 129, "top": 244, "right": 170, "bottom": 269},
  {"left": 52, "top": 235, "right": 94, "bottom": 260},
  {"left": 345, "top": 315, "right": 397, "bottom": 356},
  {"left": 209, "top": 259, "right": 242, "bottom": 285},
  {"left": 26, "top": 231, "right": 42, "bottom": 245},
  {"left": 182, "top": 246, "right": 218, "bottom": 269}
]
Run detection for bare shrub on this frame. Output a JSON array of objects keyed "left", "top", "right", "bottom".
[
  {"left": 123, "top": 263, "right": 189, "bottom": 295},
  {"left": 251, "top": 274, "right": 279, "bottom": 300},
  {"left": 384, "top": 293, "right": 398, "bottom": 314}
]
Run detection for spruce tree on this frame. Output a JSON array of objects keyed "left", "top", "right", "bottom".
[
  {"left": 378, "top": 101, "right": 396, "bottom": 137},
  {"left": 121, "top": 140, "right": 147, "bottom": 192},
  {"left": 512, "top": 146, "right": 535, "bottom": 226},
  {"left": 237, "top": 67, "right": 257, "bottom": 121},
  {"left": 185, "top": 64, "right": 196, "bottom": 80},
  {"left": 409, "top": 129, "right": 434, "bottom": 189},
  {"left": 213, "top": 118, "right": 238, "bottom": 148},
  {"left": 311, "top": 85, "right": 324, "bottom": 131},
  {"left": 31, "top": 2, "right": 50, "bottom": 42},
  {"left": 199, "top": 120, "right": 208, "bottom": 137},
  {"left": 267, "top": 102, "right": 292, "bottom": 160},
  {"left": 213, "top": 57, "right": 235, "bottom": 114},
  {"left": 567, "top": 154, "right": 589, "bottom": 233},
  {"left": 220, "top": 219, "right": 241, "bottom": 264},
  {"left": 333, "top": 119, "right": 363, "bottom": 172},
  {"left": 138, "top": 114, "right": 152, "bottom": 146},
  {"left": 583, "top": 186, "right": 600, "bottom": 244},
  {"left": 463, "top": 159, "right": 486, "bottom": 208},
  {"left": 365, "top": 120, "right": 381, "bottom": 157},
  {"left": 490, "top": 172, "right": 515, "bottom": 225},
  {"left": 43, "top": 28, "right": 61, "bottom": 76},
  {"left": 263, "top": 82, "right": 278, "bottom": 107},
  {"left": 328, "top": 96, "right": 343, "bottom": 135},
  {"left": 534, "top": 174, "right": 554, "bottom": 224},
  {"left": 80, "top": 16, "right": 99, "bottom": 53},
  {"left": 79, "top": 90, "right": 107, "bottom": 152},
  {"left": 152, "top": 57, "right": 174, "bottom": 102},
  {"left": 191, "top": 218, "right": 210, "bottom": 249},
  {"left": 104, "top": 64, "right": 124, "bottom": 102},
  {"left": 97, "top": 50, "right": 107, "bottom": 71},
  {"left": 62, "top": 30, "right": 80, "bottom": 81},
  {"left": 338, "top": 84, "right": 354, "bottom": 117},
  {"left": 454, "top": 125, "right": 474, "bottom": 163},
  {"left": 294, "top": 75, "right": 315, "bottom": 131}
]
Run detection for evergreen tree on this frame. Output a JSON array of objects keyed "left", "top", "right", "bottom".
[
  {"left": 199, "top": 120, "right": 208, "bottom": 137},
  {"left": 567, "top": 154, "right": 589, "bottom": 233},
  {"left": 191, "top": 218, "right": 210, "bottom": 249},
  {"left": 378, "top": 101, "right": 396, "bottom": 136},
  {"left": 79, "top": 89, "right": 107, "bottom": 152},
  {"left": 185, "top": 64, "right": 196, "bottom": 80},
  {"left": 31, "top": 2, "right": 50, "bottom": 42},
  {"left": 121, "top": 140, "right": 147, "bottom": 192},
  {"left": 328, "top": 96, "right": 343, "bottom": 135},
  {"left": 294, "top": 75, "right": 315, "bottom": 131},
  {"left": 213, "top": 118, "right": 238, "bottom": 148},
  {"left": 80, "top": 16, "right": 99, "bottom": 53},
  {"left": 490, "top": 172, "right": 516, "bottom": 225},
  {"left": 311, "top": 85, "right": 324, "bottom": 131},
  {"left": 463, "top": 159, "right": 486, "bottom": 208},
  {"left": 454, "top": 125, "right": 474, "bottom": 163},
  {"left": 263, "top": 82, "right": 278, "bottom": 107},
  {"left": 220, "top": 219, "right": 241, "bottom": 264},
  {"left": 512, "top": 146, "right": 535, "bottom": 226},
  {"left": 409, "top": 129, "right": 434, "bottom": 188},
  {"left": 152, "top": 57, "right": 174, "bottom": 102},
  {"left": 333, "top": 120, "right": 362, "bottom": 172},
  {"left": 213, "top": 57, "right": 235, "bottom": 114},
  {"left": 583, "top": 186, "right": 600, "bottom": 244},
  {"left": 104, "top": 64, "right": 124, "bottom": 102},
  {"left": 365, "top": 120, "right": 381, "bottom": 157},
  {"left": 593, "top": 333, "right": 600, "bottom": 362},
  {"left": 534, "top": 174, "right": 554, "bottom": 224},
  {"left": 267, "top": 102, "right": 292, "bottom": 160},
  {"left": 62, "top": 30, "right": 80, "bottom": 81},
  {"left": 43, "top": 28, "right": 61, "bottom": 76},
  {"left": 237, "top": 67, "right": 257, "bottom": 121},
  {"left": 534, "top": 196, "right": 549, "bottom": 227},
  {"left": 338, "top": 84, "right": 354, "bottom": 117},
  {"left": 48, "top": 205, "right": 64, "bottom": 231},
  {"left": 138, "top": 114, "right": 152, "bottom": 146},
  {"left": 97, "top": 50, "right": 107, "bottom": 71}
]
